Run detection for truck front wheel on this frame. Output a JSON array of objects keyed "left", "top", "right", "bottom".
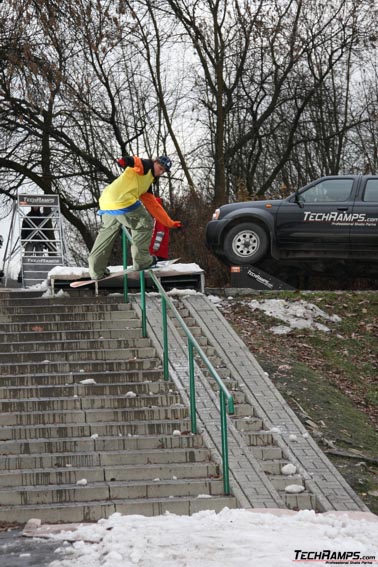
[{"left": 223, "top": 223, "right": 269, "bottom": 265}]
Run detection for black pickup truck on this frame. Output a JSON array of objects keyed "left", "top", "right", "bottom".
[{"left": 206, "top": 175, "right": 378, "bottom": 265}]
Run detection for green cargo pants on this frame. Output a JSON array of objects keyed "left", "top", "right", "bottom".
[{"left": 88, "top": 205, "right": 154, "bottom": 279}]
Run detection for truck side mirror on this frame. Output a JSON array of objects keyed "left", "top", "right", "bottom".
[{"left": 294, "top": 192, "right": 305, "bottom": 208}]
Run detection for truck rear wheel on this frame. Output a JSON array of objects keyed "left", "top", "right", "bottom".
[{"left": 223, "top": 222, "right": 269, "bottom": 265}]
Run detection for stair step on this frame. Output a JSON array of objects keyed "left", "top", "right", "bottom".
[
  {"left": 203, "top": 367, "right": 232, "bottom": 379},
  {"left": 259, "top": 459, "right": 290, "bottom": 475},
  {"left": 197, "top": 355, "right": 224, "bottom": 368},
  {"left": 0, "top": 381, "right": 175, "bottom": 399},
  {"left": 0, "top": 358, "right": 162, "bottom": 376},
  {"left": 1, "top": 311, "right": 140, "bottom": 323},
  {"left": 0, "top": 393, "right": 182, "bottom": 414},
  {"left": 1, "top": 303, "right": 132, "bottom": 315},
  {"left": 0, "top": 433, "right": 204, "bottom": 457},
  {"left": 284, "top": 491, "right": 317, "bottom": 511},
  {"left": 209, "top": 384, "right": 245, "bottom": 403},
  {"left": 0, "top": 346, "right": 157, "bottom": 363},
  {"left": 0, "top": 477, "right": 226, "bottom": 506},
  {"left": 268, "top": 475, "right": 305, "bottom": 491},
  {"left": 0, "top": 447, "right": 211, "bottom": 470},
  {"left": 0, "top": 462, "right": 218, "bottom": 487},
  {"left": 232, "top": 404, "right": 256, "bottom": 418},
  {"left": 104, "top": 462, "right": 219, "bottom": 482},
  {"left": 0, "top": 295, "right": 125, "bottom": 307},
  {"left": 0, "top": 336, "right": 151, "bottom": 353},
  {"left": 0, "top": 410, "right": 87, "bottom": 427},
  {"left": 181, "top": 326, "right": 204, "bottom": 337},
  {"left": 97, "top": 447, "right": 211, "bottom": 467},
  {"left": 0, "top": 328, "right": 144, "bottom": 343},
  {"left": 243, "top": 431, "right": 275, "bottom": 446},
  {"left": 2, "top": 302, "right": 133, "bottom": 315},
  {"left": 232, "top": 417, "right": 264, "bottom": 432},
  {"left": 0, "top": 369, "right": 165, "bottom": 387},
  {"left": 174, "top": 316, "right": 196, "bottom": 328},
  {"left": 0, "top": 318, "right": 143, "bottom": 333},
  {"left": 0, "top": 419, "right": 192, "bottom": 440},
  {"left": 251, "top": 446, "right": 283, "bottom": 460},
  {"left": 0, "top": 494, "right": 237, "bottom": 523},
  {"left": 0, "top": 406, "right": 189, "bottom": 427}
]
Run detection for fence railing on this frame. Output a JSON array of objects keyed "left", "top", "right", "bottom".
[{"left": 121, "top": 227, "right": 235, "bottom": 494}]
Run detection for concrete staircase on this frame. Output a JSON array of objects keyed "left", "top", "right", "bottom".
[{"left": 0, "top": 290, "right": 237, "bottom": 523}]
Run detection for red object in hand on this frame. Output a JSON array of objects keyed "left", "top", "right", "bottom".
[
  {"left": 117, "top": 157, "right": 126, "bottom": 168},
  {"left": 149, "top": 196, "right": 170, "bottom": 259}
]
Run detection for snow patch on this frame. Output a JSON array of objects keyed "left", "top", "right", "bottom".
[
  {"left": 47, "top": 509, "right": 378, "bottom": 567},
  {"left": 285, "top": 484, "right": 305, "bottom": 494},
  {"left": 281, "top": 464, "right": 297, "bottom": 475},
  {"left": 247, "top": 298, "right": 341, "bottom": 334}
]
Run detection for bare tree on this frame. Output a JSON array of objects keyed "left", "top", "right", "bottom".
[
  {"left": 225, "top": 0, "right": 377, "bottom": 198},
  {"left": 162, "top": 0, "right": 377, "bottom": 201},
  {"left": 163, "top": 0, "right": 260, "bottom": 206},
  {"left": 0, "top": 0, "right": 171, "bottom": 253},
  {"left": 344, "top": 47, "right": 378, "bottom": 175}
]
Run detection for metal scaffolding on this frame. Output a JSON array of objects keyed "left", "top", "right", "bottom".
[{"left": 2, "top": 194, "right": 67, "bottom": 287}]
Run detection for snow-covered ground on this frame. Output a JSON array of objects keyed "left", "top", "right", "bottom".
[
  {"left": 209, "top": 295, "right": 342, "bottom": 335},
  {"left": 44, "top": 508, "right": 378, "bottom": 567}
]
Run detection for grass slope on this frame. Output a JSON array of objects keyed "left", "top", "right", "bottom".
[{"left": 219, "top": 291, "right": 378, "bottom": 514}]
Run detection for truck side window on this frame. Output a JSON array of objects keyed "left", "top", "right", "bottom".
[
  {"left": 301, "top": 179, "right": 354, "bottom": 203},
  {"left": 364, "top": 180, "right": 378, "bottom": 202}
]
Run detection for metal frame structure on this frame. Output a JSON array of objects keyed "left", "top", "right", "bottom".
[{"left": 3, "top": 194, "right": 67, "bottom": 287}]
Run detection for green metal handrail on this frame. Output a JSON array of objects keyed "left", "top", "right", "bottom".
[
  {"left": 147, "top": 272, "right": 234, "bottom": 494},
  {"left": 120, "top": 226, "right": 234, "bottom": 494}
]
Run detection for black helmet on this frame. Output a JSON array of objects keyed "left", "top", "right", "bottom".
[{"left": 157, "top": 156, "right": 172, "bottom": 173}]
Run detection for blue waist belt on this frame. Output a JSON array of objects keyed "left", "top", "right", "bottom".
[{"left": 98, "top": 200, "right": 142, "bottom": 215}]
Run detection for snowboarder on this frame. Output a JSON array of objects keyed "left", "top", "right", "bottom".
[{"left": 88, "top": 155, "right": 181, "bottom": 280}]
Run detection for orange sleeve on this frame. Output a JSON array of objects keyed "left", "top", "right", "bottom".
[
  {"left": 140, "top": 193, "right": 178, "bottom": 228},
  {"left": 131, "top": 156, "right": 144, "bottom": 175}
]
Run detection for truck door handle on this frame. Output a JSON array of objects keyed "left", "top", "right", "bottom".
[{"left": 337, "top": 207, "right": 349, "bottom": 211}]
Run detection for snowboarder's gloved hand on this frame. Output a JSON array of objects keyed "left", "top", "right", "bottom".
[
  {"left": 172, "top": 221, "right": 182, "bottom": 229},
  {"left": 117, "top": 157, "right": 126, "bottom": 168}
]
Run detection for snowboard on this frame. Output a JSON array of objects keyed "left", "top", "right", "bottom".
[{"left": 69, "top": 258, "right": 180, "bottom": 288}]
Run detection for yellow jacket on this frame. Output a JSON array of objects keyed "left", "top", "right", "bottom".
[
  {"left": 100, "top": 156, "right": 181, "bottom": 229},
  {"left": 99, "top": 156, "right": 153, "bottom": 211}
]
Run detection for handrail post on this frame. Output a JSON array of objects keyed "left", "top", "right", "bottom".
[
  {"left": 162, "top": 296, "right": 169, "bottom": 380},
  {"left": 188, "top": 340, "right": 197, "bottom": 434},
  {"left": 220, "top": 389, "right": 230, "bottom": 495},
  {"left": 139, "top": 270, "right": 147, "bottom": 338},
  {"left": 121, "top": 228, "right": 129, "bottom": 303}
]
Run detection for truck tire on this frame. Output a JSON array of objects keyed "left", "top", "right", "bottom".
[{"left": 223, "top": 222, "right": 269, "bottom": 265}]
